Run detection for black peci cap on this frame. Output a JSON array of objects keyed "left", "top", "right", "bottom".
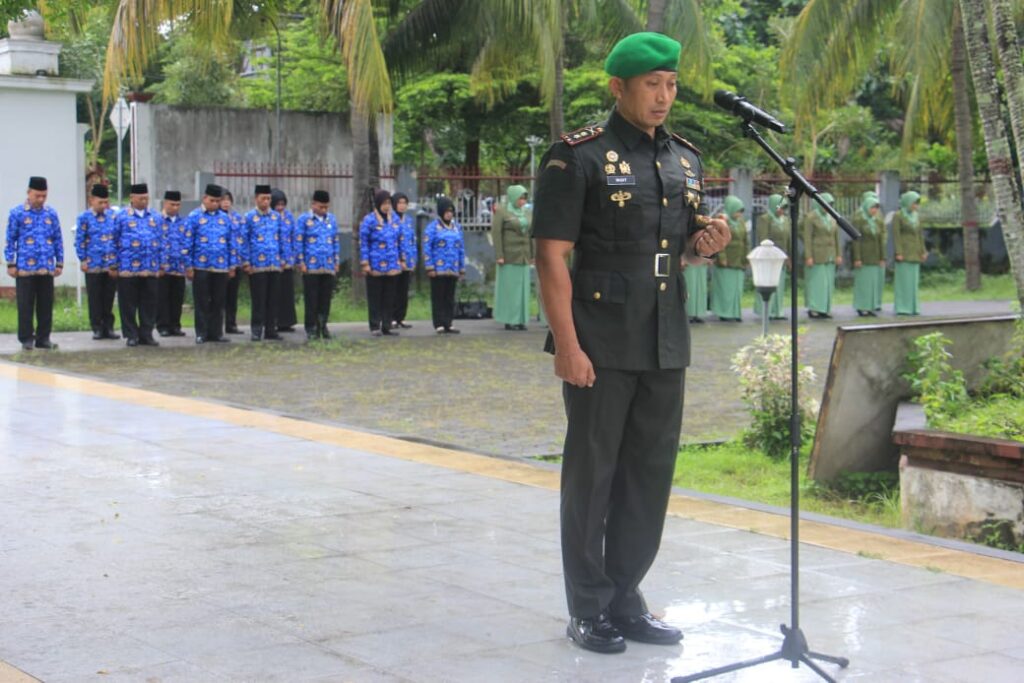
[
  {"left": 28, "top": 176, "right": 47, "bottom": 191},
  {"left": 90, "top": 184, "right": 109, "bottom": 199},
  {"left": 130, "top": 183, "right": 149, "bottom": 194},
  {"left": 204, "top": 184, "right": 224, "bottom": 198},
  {"left": 255, "top": 184, "right": 272, "bottom": 195},
  {"left": 313, "top": 190, "right": 330, "bottom": 203},
  {"left": 164, "top": 190, "right": 182, "bottom": 201}
]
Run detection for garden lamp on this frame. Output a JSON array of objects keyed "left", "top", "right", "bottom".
[{"left": 748, "top": 239, "right": 788, "bottom": 337}]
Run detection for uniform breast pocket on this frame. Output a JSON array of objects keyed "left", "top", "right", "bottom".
[
  {"left": 611, "top": 203, "right": 645, "bottom": 242},
  {"left": 572, "top": 270, "right": 627, "bottom": 304}
]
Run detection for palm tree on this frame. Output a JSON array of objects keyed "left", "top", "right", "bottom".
[
  {"left": 958, "top": 0, "right": 1024, "bottom": 311},
  {"left": 989, "top": 0, "right": 1024, "bottom": 191}
]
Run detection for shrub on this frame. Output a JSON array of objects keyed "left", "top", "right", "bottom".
[
  {"left": 902, "top": 331, "right": 968, "bottom": 424},
  {"left": 731, "top": 334, "right": 819, "bottom": 460},
  {"left": 978, "top": 316, "right": 1024, "bottom": 399}
]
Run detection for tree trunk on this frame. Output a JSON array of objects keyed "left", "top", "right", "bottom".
[
  {"left": 989, "top": 0, "right": 1024, "bottom": 191},
  {"left": 350, "top": 107, "right": 371, "bottom": 302},
  {"left": 951, "top": 4, "right": 982, "bottom": 290},
  {"left": 548, "top": 50, "right": 565, "bottom": 141},
  {"left": 959, "top": 0, "right": 1024, "bottom": 312},
  {"left": 646, "top": 0, "right": 667, "bottom": 32}
]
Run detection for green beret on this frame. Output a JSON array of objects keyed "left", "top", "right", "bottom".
[{"left": 605, "top": 32, "right": 681, "bottom": 79}]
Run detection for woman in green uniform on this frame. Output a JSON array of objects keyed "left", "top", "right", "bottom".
[
  {"left": 711, "top": 195, "right": 748, "bottom": 322},
  {"left": 893, "top": 190, "right": 926, "bottom": 315},
  {"left": 683, "top": 261, "right": 708, "bottom": 323},
  {"left": 493, "top": 185, "right": 533, "bottom": 330},
  {"left": 754, "top": 193, "right": 790, "bottom": 320},
  {"left": 802, "top": 192, "right": 842, "bottom": 319},
  {"left": 851, "top": 191, "right": 886, "bottom": 317}
]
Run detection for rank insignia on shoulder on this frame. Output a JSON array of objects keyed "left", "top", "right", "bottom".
[
  {"left": 560, "top": 124, "right": 605, "bottom": 147},
  {"left": 672, "top": 133, "right": 702, "bottom": 156}
]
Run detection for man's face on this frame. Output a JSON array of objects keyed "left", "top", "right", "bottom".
[
  {"left": 610, "top": 70, "right": 677, "bottom": 131},
  {"left": 26, "top": 188, "right": 46, "bottom": 210},
  {"left": 90, "top": 196, "right": 110, "bottom": 213},
  {"left": 221, "top": 196, "right": 233, "bottom": 211},
  {"left": 312, "top": 200, "right": 328, "bottom": 217},
  {"left": 255, "top": 194, "right": 271, "bottom": 211},
  {"left": 163, "top": 200, "right": 181, "bottom": 217},
  {"left": 131, "top": 194, "right": 149, "bottom": 211},
  {"left": 202, "top": 195, "right": 221, "bottom": 211}
]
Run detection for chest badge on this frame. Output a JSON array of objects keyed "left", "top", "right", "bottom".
[
  {"left": 680, "top": 156, "right": 692, "bottom": 170},
  {"left": 686, "top": 177, "right": 702, "bottom": 191},
  {"left": 610, "top": 191, "right": 633, "bottom": 208},
  {"left": 618, "top": 161, "right": 632, "bottom": 175},
  {"left": 606, "top": 150, "right": 619, "bottom": 163},
  {"left": 604, "top": 163, "right": 616, "bottom": 174}
]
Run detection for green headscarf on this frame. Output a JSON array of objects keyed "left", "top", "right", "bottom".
[
  {"left": 900, "top": 190, "right": 921, "bottom": 224},
  {"left": 767, "top": 193, "right": 787, "bottom": 227},
  {"left": 505, "top": 185, "right": 529, "bottom": 231},
  {"left": 860, "top": 191, "right": 880, "bottom": 230},
  {"left": 722, "top": 195, "right": 745, "bottom": 231}
]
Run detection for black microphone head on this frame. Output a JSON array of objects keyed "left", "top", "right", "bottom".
[{"left": 713, "top": 90, "right": 738, "bottom": 110}]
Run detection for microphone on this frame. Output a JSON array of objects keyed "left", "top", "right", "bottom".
[{"left": 713, "top": 90, "right": 787, "bottom": 134}]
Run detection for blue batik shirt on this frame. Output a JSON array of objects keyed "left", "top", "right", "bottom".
[
  {"left": 162, "top": 213, "right": 191, "bottom": 276},
  {"left": 396, "top": 212, "right": 417, "bottom": 272},
  {"left": 422, "top": 218, "right": 465, "bottom": 276},
  {"left": 296, "top": 210, "right": 340, "bottom": 275},
  {"left": 187, "top": 207, "right": 237, "bottom": 272},
  {"left": 359, "top": 211, "right": 402, "bottom": 275},
  {"left": 277, "top": 209, "right": 297, "bottom": 268},
  {"left": 244, "top": 208, "right": 284, "bottom": 272},
  {"left": 5, "top": 204, "right": 64, "bottom": 276},
  {"left": 114, "top": 207, "right": 167, "bottom": 276},
  {"left": 75, "top": 208, "right": 118, "bottom": 273},
  {"left": 227, "top": 210, "right": 247, "bottom": 269}
]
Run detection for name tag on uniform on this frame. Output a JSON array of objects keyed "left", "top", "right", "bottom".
[
  {"left": 686, "top": 177, "right": 702, "bottom": 190},
  {"left": 607, "top": 175, "right": 636, "bottom": 186}
]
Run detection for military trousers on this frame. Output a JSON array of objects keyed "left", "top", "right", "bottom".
[
  {"left": 117, "top": 276, "right": 159, "bottom": 342},
  {"left": 85, "top": 272, "right": 117, "bottom": 334},
  {"left": 157, "top": 275, "right": 186, "bottom": 334},
  {"left": 560, "top": 366, "right": 685, "bottom": 619},
  {"left": 249, "top": 271, "right": 280, "bottom": 333},
  {"left": 303, "top": 273, "right": 335, "bottom": 331},
  {"left": 16, "top": 275, "right": 54, "bottom": 344},
  {"left": 193, "top": 270, "right": 228, "bottom": 341},
  {"left": 224, "top": 269, "right": 247, "bottom": 329}
]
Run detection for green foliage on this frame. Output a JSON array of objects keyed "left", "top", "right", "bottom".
[
  {"left": 826, "top": 471, "right": 900, "bottom": 501},
  {"left": 969, "top": 519, "right": 1024, "bottom": 554},
  {"left": 934, "top": 396, "right": 1024, "bottom": 442},
  {"left": 977, "top": 317, "right": 1024, "bottom": 399},
  {"left": 730, "top": 334, "right": 818, "bottom": 460},
  {"left": 903, "top": 331, "right": 968, "bottom": 423},
  {"left": 147, "top": 30, "right": 245, "bottom": 107}
]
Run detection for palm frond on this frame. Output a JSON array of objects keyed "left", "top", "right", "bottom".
[
  {"left": 325, "top": 0, "right": 393, "bottom": 114},
  {"left": 893, "top": 0, "right": 955, "bottom": 149},
  {"left": 663, "top": 0, "right": 713, "bottom": 97},
  {"left": 382, "top": 0, "right": 480, "bottom": 78}
]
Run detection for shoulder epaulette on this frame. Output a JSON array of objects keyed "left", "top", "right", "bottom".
[
  {"left": 671, "top": 133, "right": 702, "bottom": 156},
  {"left": 560, "top": 124, "right": 605, "bottom": 147}
]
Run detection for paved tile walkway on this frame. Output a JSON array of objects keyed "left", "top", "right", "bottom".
[{"left": 1, "top": 363, "right": 1023, "bottom": 682}]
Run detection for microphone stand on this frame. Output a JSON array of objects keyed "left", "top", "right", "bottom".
[{"left": 673, "top": 122, "right": 859, "bottom": 683}]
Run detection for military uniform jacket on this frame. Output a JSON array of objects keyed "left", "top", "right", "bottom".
[
  {"left": 493, "top": 204, "right": 534, "bottom": 264},
  {"left": 5, "top": 204, "right": 64, "bottom": 276},
  {"left": 397, "top": 213, "right": 417, "bottom": 272},
  {"left": 850, "top": 213, "right": 886, "bottom": 265},
  {"left": 531, "top": 108, "right": 708, "bottom": 371},
  {"left": 801, "top": 212, "right": 840, "bottom": 263},
  {"left": 75, "top": 209, "right": 118, "bottom": 273},
  {"left": 422, "top": 218, "right": 465, "bottom": 276},
  {"left": 359, "top": 211, "right": 403, "bottom": 275},
  {"left": 162, "top": 213, "right": 191, "bottom": 276},
  {"left": 717, "top": 221, "right": 748, "bottom": 269},
  {"left": 114, "top": 208, "right": 167, "bottom": 276},
  {"left": 756, "top": 213, "right": 791, "bottom": 257},
  {"left": 243, "top": 208, "right": 284, "bottom": 272},
  {"left": 892, "top": 212, "right": 925, "bottom": 263},
  {"left": 296, "top": 211, "right": 340, "bottom": 274},
  {"left": 187, "top": 208, "right": 237, "bottom": 272}
]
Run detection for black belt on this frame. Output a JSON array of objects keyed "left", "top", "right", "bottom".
[{"left": 577, "top": 250, "right": 679, "bottom": 277}]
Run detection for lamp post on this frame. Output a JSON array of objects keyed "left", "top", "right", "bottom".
[
  {"left": 525, "top": 135, "right": 543, "bottom": 196},
  {"left": 748, "top": 239, "right": 787, "bottom": 337}
]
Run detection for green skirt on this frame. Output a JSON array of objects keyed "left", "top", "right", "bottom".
[
  {"left": 754, "top": 270, "right": 786, "bottom": 318},
  {"left": 804, "top": 263, "right": 835, "bottom": 314},
  {"left": 684, "top": 264, "right": 708, "bottom": 317},
  {"left": 494, "top": 263, "right": 531, "bottom": 326},
  {"left": 711, "top": 267, "right": 744, "bottom": 320},
  {"left": 853, "top": 264, "right": 882, "bottom": 313},
  {"left": 894, "top": 261, "right": 920, "bottom": 315},
  {"left": 875, "top": 264, "right": 885, "bottom": 310}
]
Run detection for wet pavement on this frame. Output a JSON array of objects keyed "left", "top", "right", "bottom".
[{"left": 2, "top": 362, "right": 1023, "bottom": 682}]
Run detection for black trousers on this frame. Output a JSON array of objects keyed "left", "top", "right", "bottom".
[
  {"left": 225, "top": 269, "right": 247, "bottom": 329},
  {"left": 16, "top": 275, "right": 54, "bottom": 344},
  {"left": 394, "top": 270, "right": 412, "bottom": 323},
  {"left": 249, "top": 271, "right": 279, "bottom": 332},
  {"left": 560, "top": 367, "right": 685, "bottom": 618},
  {"left": 193, "top": 270, "right": 228, "bottom": 340},
  {"left": 117, "top": 276, "right": 159, "bottom": 342},
  {"left": 429, "top": 275, "right": 458, "bottom": 329},
  {"left": 303, "top": 273, "right": 335, "bottom": 330},
  {"left": 157, "top": 275, "right": 186, "bottom": 333},
  {"left": 366, "top": 275, "right": 398, "bottom": 332},
  {"left": 277, "top": 269, "right": 298, "bottom": 329},
  {"left": 85, "top": 272, "right": 117, "bottom": 334}
]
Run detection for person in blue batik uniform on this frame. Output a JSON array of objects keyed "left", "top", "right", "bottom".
[
  {"left": 222, "top": 190, "right": 247, "bottom": 334},
  {"left": 243, "top": 184, "right": 284, "bottom": 341},
  {"left": 187, "top": 184, "right": 236, "bottom": 343},
  {"left": 422, "top": 196, "right": 466, "bottom": 334},
  {"left": 76, "top": 183, "right": 120, "bottom": 340},
  {"left": 359, "top": 189, "right": 403, "bottom": 336},
  {"left": 157, "top": 190, "right": 189, "bottom": 337},
  {"left": 6, "top": 176, "right": 64, "bottom": 350},
  {"left": 296, "top": 189, "right": 340, "bottom": 340},
  {"left": 272, "top": 189, "right": 299, "bottom": 332},
  {"left": 113, "top": 183, "right": 166, "bottom": 347},
  {"left": 392, "top": 192, "right": 416, "bottom": 329}
]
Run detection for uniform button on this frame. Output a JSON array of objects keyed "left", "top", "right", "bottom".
[
  {"left": 662, "top": 197, "right": 668, "bottom": 206},
  {"left": 593, "top": 291, "right": 602, "bottom": 301},
  {"left": 660, "top": 239, "right": 669, "bottom": 249},
  {"left": 659, "top": 282, "right": 667, "bottom": 292},
  {"left": 656, "top": 161, "right": 662, "bottom": 169}
]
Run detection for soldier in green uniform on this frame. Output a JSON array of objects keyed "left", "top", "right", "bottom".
[
  {"left": 711, "top": 195, "right": 747, "bottom": 322},
  {"left": 802, "top": 191, "right": 842, "bottom": 318},
  {"left": 893, "top": 190, "right": 926, "bottom": 315},
  {"left": 851, "top": 191, "right": 886, "bottom": 316},
  {"left": 533, "top": 32, "right": 732, "bottom": 655},
  {"left": 754, "top": 193, "right": 790, "bottom": 320}
]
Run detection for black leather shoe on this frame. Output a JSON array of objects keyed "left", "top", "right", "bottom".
[
  {"left": 104, "top": 329, "right": 121, "bottom": 340},
  {"left": 139, "top": 337, "right": 160, "bottom": 347},
  {"left": 264, "top": 332, "right": 282, "bottom": 340},
  {"left": 609, "top": 613, "right": 683, "bottom": 645},
  {"left": 126, "top": 338, "right": 139, "bottom": 347},
  {"left": 35, "top": 340, "right": 58, "bottom": 350},
  {"left": 92, "top": 330, "right": 104, "bottom": 340},
  {"left": 381, "top": 328, "right": 399, "bottom": 336},
  {"left": 567, "top": 614, "right": 626, "bottom": 654},
  {"left": 195, "top": 336, "right": 205, "bottom": 344},
  {"left": 225, "top": 326, "right": 243, "bottom": 334},
  {"left": 505, "top": 324, "right": 515, "bottom": 331},
  {"left": 21, "top": 342, "right": 33, "bottom": 351},
  {"left": 397, "top": 322, "right": 412, "bottom": 329},
  {"left": 157, "top": 329, "right": 170, "bottom": 338},
  {"left": 210, "top": 337, "right": 230, "bottom": 343}
]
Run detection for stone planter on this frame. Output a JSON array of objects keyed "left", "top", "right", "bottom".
[{"left": 893, "top": 402, "right": 1024, "bottom": 546}]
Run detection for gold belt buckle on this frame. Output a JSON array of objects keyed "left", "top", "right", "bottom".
[{"left": 655, "top": 253, "right": 671, "bottom": 278}]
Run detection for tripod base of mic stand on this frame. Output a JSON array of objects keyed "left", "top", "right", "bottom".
[{"left": 672, "top": 624, "right": 849, "bottom": 682}]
